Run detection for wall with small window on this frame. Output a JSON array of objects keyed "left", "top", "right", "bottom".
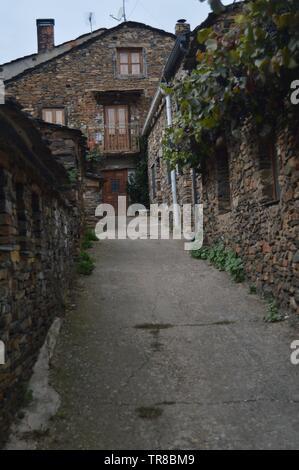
[
  {"left": 258, "top": 134, "right": 281, "bottom": 203},
  {"left": 0, "top": 104, "right": 84, "bottom": 445},
  {"left": 42, "top": 108, "right": 66, "bottom": 126},
  {"left": 146, "top": 88, "right": 297, "bottom": 314},
  {"left": 200, "top": 117, "right": 297, "bottom": 314},
  {"left": 116, "top": 48, "right": 145, "bottom": 77},
  {"left": 6, "top": 23, "right": 175, "bottom": 168}
]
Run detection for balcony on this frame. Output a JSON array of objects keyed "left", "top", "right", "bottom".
[{"left": 104, "top": 123, "right": 140, "bottom": 154}]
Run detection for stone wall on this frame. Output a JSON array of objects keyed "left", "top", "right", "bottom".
[
  {"left": 147, "top": 107, "right": 299, "bottom": 314},
  {"left": 146, "top": 2, "right": 298, "bottom": 315},
  {"left": 0, "top": 103, "right": 83, "bottom": 445},
  {"left": 201, "top": 118, "right": 299, "bottom": 315},
  {"left": 36, "top": 120, "right": 89, "bottom": 232},
  {"left": 83, "top": 176, "right": 103, "bottom": 228}
]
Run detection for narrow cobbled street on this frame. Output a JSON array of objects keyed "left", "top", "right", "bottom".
[{"left": 25, "top": 237, "right": 299, "bottom": 450}]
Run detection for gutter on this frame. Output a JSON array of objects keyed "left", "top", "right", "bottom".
[
  {"left": 162, "top": 32, "right": 189, "bottom": 82},
  {"left": 142, "top": 33, "right": 189, "bottom": 137},
  {"left": 165, "top": 93, "right": 180, "bottom": 228},
  {"left": 142, "top": 87, "right": 163, "bottom": 137},
  {"left": 142, "top": 32, "right": 190, "bottom": 230}
]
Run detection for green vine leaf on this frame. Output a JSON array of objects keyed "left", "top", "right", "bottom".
[{"left": 163, "top": 0, "right": 299, "bottom": 168}]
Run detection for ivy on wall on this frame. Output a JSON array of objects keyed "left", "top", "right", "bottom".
[
  {"left": 127, "top": 138, "right": 150, "bottom": 208},
  {"left": 163, "top": 0, "right": 299, "bottom": 168}
]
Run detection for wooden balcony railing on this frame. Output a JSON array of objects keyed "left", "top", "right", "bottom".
[{"left": 104, "top": 123, "right": 140, "bottom": 153}]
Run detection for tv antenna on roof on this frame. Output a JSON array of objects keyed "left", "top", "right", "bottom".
[
  {"left": 110, "top": 0, "right": 127, "bottom": 22},
  {"left": 86, "top": 12, "right": 96, "bottom": 32}
]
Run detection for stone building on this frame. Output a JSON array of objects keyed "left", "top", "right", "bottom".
[
  {"left": 143, "top": 6, "right": 299, "bottom": 314},
  {"left": 35, "top": 119, "right": 88, "bottom": 229},
  {"left": 3, "top": 20, "right": 176, "bottom": 214},
  {"left": 0, "top": 101, "right": 86, "bottom": 445},
  {"left": 0, "top": 16, "right": 177, "bottom": 443},
  {"left": 143, "top": 20, "right": 193, "bottom": 209}
]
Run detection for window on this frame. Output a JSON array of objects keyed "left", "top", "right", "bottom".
[
  {"left": 104, "top": 105, "right": 130, "bottom": 151},
  {"left": 259, "top": 135, "right": 280, "bottom": 203},
  {"left": 216, "top": 148, "right": 231, "bottom": 214},
  {"left": 117, "top": 49, "right": 143, "bottom": 76},
  {"left": 42, "top": 108, "right": 66, "bottom": 126},
  {"left": 111, "top": 179, "right": 120, "bottom": 193}
]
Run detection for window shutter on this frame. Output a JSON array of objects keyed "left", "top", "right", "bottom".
[
  {"left": 55, "top": 110, "right": 64, "bottom": 125},
  {"left": 43, "top": 110, "right": 53, "bottom": 123},
  {"left": 142, "top": 48, "right": 147, "bottom": 77}
]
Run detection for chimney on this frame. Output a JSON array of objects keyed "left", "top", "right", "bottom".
[
  {"left": 175, "top": 19, "right": 190, "bottom": 37},
  {"left": 36, "top": 19, "right": 55, "bottom": 53}
]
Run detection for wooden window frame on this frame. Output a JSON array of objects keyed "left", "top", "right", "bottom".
[
  {"left": 259, "top": 135, "right": 281, "bottom": 204},
  {"left": 117, "top": 48, "right": 144, "bottom": 77},
  {"left": 42, "top": 108, "right": 66, "bottom": 126},
  {"left": 104, "top": 105, "right": 130, "bottom": 152}
]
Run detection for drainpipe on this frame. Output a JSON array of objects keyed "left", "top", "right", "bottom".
[
  {"left": 165, "top": 94, "right": 180, "bottom": 228},
  {"left": 191, "top": 168, "right": 198, "bottom": 204}
]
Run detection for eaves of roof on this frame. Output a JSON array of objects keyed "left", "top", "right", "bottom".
[
  {"left": 0, "top": 27, "right": 107, "bottom": 68},
  {"left": 4, "top": 21, "right": 175, "bottom": 84}
]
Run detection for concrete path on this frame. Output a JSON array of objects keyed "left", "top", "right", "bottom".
[{"left": 36, "top": 238, "right": 299, "bottom": 450}]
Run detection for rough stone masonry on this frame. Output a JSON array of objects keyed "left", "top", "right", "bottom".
[
  {"left": 145, "top": 4, "right": 299, "bottom": 315},
  {"left": 0, "top": 102, "right": 85, "bottom": 446}
]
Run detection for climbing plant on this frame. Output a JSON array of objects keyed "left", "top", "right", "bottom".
[
  {"left": 163, "top": 0, "right": 299, "bottom": 167},
  {"left": 127, "top": 138, "right": 150, "bottom": 208}
]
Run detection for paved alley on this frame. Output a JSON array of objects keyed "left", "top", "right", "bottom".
[{"left": 35, "top": 238, "right": 299, "bottom": 450}]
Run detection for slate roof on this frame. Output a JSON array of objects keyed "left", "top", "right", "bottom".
[{"left": 2, "top": 21, "right": 175, "bottom": 82}]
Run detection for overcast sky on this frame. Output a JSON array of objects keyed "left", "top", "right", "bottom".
[{"left": 0, "top": 0, "right": 232, "bottom": 64}]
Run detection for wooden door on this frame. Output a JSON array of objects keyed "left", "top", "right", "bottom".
[
  {"left": 104, "top": 106, "right": 130, "bottom": 152},
  {"left": 102, "top": 169, "right": 128, "bottom": 212}
]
